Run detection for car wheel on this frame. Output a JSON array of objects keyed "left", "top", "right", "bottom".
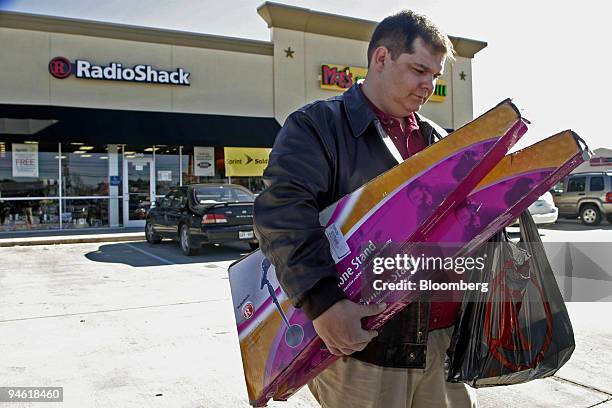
[
  {"left": 180, "top": 224, "right": 197, "bottom": 256},
  {"left": 580, "top": 204, "right": 601, "bottom": 226},
  {"left": 249, "top": 242, "right": 259, "bottom": 251},
  {"left": 607, "top": 214, "right": 612, "bottom": 224},
  {"left": 145, "top": 221, "right": 162, "bottom": 244}
]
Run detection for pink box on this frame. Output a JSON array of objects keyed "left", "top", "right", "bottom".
[{"left": 229, "top": 100, "right": 529, "bottom": 406}]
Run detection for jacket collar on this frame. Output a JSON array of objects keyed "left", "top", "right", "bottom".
[
  {"left": 342, "top": 83, "right": 443, "bottom": 144},
  {"left": 342, "top": 84, "right": 377, "bottom": 138}
]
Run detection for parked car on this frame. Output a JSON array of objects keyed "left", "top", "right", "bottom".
[
  {"left": 552, "top": 172, "right": 612, "bottom": 226},
  {"left": 145, "top": 184, "right": 258, "bottom": 255},
  {"left": 510, "top": 191, "right": 558, "bottom": 227}
]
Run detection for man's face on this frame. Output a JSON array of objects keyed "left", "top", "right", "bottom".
[{"left": 378, "top": 37, "right": 446, "bottom": 117}]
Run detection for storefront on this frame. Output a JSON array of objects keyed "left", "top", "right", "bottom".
[{"left": 0, "top": 2, "right": 486, "bottom": 232}]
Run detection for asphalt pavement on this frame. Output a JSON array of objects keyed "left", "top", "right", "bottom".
[{"left": 0, "top": 221, "right": 610, "bottom": 407}]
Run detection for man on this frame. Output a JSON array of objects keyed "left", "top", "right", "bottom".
[{"left": 254, "top": 10, "right": 477, "bottom": 408}]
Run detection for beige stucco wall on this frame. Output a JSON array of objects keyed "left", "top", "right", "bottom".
[
  {"left": 0, "top": 27, "right": 275, "bottom": 117},
  {"left": 0, "top": 28, "right": 51, "bottom": 105},
  {"left": 0, "top": 20, "right": 477, "bottom": 130}
]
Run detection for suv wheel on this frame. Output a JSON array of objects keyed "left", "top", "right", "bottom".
[
  {"left": 145, "top": 221, "right": 162, "bottom": 244},
  {"left": 180, "top": 224, "right": 197, "bottom": 256},
  {"left": 580, "top": 204, "right": 601, "bottom": 226}
]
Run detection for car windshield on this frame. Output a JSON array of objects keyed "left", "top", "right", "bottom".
[{"left": 194, "top": 186, "right": 253, "bottom": 204}]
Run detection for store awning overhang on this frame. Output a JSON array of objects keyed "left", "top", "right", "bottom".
[{"left": 0, "top": 104, "right": 281, "bottom": 147}]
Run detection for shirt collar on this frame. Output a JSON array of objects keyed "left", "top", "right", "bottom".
[{"left": 357, "top": 84, "right": 420, "bottom": 133}]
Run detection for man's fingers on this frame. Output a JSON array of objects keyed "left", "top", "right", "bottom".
[
  {"left": 348, "top": 329, "right": 378, "bottom": 347},
  {"left": 352, "top": 340, "right": 372, "bottom": 352},
  {"left": 367, "top": 330, "right": 379, "bottom": 340},
  {"left": 327, "top": 346, "right": 344, "bottom": 356},
  {"left": 358, "top": 302, "right": 387, "bottom": 317},
  {"left": 339, "top": 347, "right": 355, "bottom": 356}
]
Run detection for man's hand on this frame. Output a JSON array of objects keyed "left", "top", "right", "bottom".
[{"left": 313, "top": 299, "right": 387, "bottom": 356}]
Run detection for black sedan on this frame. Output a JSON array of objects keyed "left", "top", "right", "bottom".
[{"left": 145, "top": 184, "right": 258, "bottom": 255}]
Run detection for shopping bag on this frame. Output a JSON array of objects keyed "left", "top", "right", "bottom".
[{"left": 446, "top": 211, "right": 575, "bottom": 386}]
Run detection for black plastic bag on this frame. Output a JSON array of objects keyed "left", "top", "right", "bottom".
[{"left": 446, "top": 211, "right": 575, "bottom": 387}]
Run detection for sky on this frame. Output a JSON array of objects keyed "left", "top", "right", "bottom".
[{"left": 1, "top": 0, "right": 610, "bottom": 151}]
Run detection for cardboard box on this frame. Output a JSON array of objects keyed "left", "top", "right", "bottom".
[{"left": 229, "top": 100, "right": 527, "bottom": 406}]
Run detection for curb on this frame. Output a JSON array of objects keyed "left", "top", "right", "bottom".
[{"left": 0, "top": 234, "right": 146, "bottom": 247}]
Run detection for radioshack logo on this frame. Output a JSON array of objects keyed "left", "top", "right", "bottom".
[
  {"left": 49, "top": 57, "right": 72, "bottom": 79},
  {"left": 47, "top": 56, "right": 190, "bottom": 86}
]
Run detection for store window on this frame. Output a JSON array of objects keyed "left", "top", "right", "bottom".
[
  {"left": 154, "top": 146, "right": 181, "bottom": 196},
  {"left": 62, "top": 144, "right": 110, "bottom": 196},
  {"left": 179, "top": 146, "right": 264, "bottom": 193},
  {"left": 181, "top": 146, "right": 226, "bottom": 185},
  {"left": 0, "top": 199, "right": 60, "bottom": 231},
  {"left": 61, "top": 198, "right": 109, "bottom": 228},
  {"left": 0, "top": 140, "right": 59, "bottom": 198},
  {"left": 0, "top": 140, "right": 61, "bottom": 231}
]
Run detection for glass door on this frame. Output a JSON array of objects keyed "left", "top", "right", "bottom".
[{"left": 122, "top": 158, "right": 155, "bottom": 227}]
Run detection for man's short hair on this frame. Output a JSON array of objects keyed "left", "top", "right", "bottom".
[{"left": 367, "top": 10, "right": 456, "bottom": 67}]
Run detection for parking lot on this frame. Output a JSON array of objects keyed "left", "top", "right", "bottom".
[{"left": 0, "top": 220, "right": 611, "bottom": 407}]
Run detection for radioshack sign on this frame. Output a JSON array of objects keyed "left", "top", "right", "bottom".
[{"left": 48, "top": 56, "right": 190, "bottom": 86}]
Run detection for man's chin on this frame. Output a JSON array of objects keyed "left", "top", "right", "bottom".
[{"left": 405, "top": 103, "right": 422, "bottom": 114}]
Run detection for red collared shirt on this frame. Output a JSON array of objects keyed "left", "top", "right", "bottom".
[
  {"left": 360, "top": 85, "right": 460, "bottom": 330},
  {"left": 359, "top": 85, "right": 426, "bottom": 159}
]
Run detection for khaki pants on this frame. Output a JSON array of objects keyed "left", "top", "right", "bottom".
[{"left": 308, "top": 328, "right": 477, "bottom": 408}]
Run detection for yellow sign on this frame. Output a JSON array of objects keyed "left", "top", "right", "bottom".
[
  {"left": 319, "top": 63, "right": 446, "bottom": 103},
  {"left": 320, "top": 64, "right": 367, "bottom": 91},
  {"left": 428, "top": 80, "right": 447, "bottom": 103},
  {"left": 224, "top": 147, "right": 272, "bottom": 177}
]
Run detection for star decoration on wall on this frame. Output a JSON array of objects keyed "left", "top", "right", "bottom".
[
  {"left": 459, "top": 71, "right": 467, "bottom": 80},
  {"left": 284, "top": 47, "right": 295, "bottom": 58}
]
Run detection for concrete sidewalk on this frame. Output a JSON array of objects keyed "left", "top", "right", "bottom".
[{"left": 0, "top": 228, "right": 144, "bottom": 247}]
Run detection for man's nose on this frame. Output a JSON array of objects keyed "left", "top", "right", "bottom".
[{"left": 421, "top": 75, "right": 435, "bottom": 93}]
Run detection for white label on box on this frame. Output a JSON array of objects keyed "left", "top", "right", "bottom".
[{"left": 325, "top": 223, "right": 350, "bottom": 263}]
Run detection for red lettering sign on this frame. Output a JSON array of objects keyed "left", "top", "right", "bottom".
[{"left": 321, "top": 65, "right": 353, "bottom": 89}]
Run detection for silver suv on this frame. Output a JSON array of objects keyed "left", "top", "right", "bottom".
[{"left": 552, "top": 172, "right": 612, "bottom": 226}]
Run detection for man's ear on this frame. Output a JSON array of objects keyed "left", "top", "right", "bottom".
[{"left": 371, "top": 46, "right": 389, "bottom": 72}]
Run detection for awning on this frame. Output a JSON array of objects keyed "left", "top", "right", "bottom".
[{"left": 0, "top": 104, "right": 281, "bottom": 147}]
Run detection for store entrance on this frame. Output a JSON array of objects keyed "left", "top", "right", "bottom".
[{"left": 122, "top": 157, "right": 155, "bottom": 227}]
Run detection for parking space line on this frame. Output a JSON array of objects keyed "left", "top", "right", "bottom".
[
  {"left": 0, "top": 299, "right": 227, "bottom": 323},
  {"left": 125, "top": 243, "right": 175, "bottom": 265}
]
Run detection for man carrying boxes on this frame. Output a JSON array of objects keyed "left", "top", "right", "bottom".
[{"left": 254, "top": 10, "right": 477, "bottom": 408}]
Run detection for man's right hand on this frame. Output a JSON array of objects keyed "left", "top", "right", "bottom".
[{"left": 312, "top": 299, "right": 387, "bottom": 356}]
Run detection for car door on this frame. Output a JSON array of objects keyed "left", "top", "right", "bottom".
[
  {"left": 556, "top": 175, "right": 586, "bottom": 216},
  {"left": 588, "top": 174, "right": 605, "bottom": 205},
  {"left": 156, "top": 190, "right": 177, "bottom": 235},
  {"left": 165, "top": 188, "right": 188, "bottom": 238},
  {"left": 149, "top": 195, "right": 168, "bottom": 233}
]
